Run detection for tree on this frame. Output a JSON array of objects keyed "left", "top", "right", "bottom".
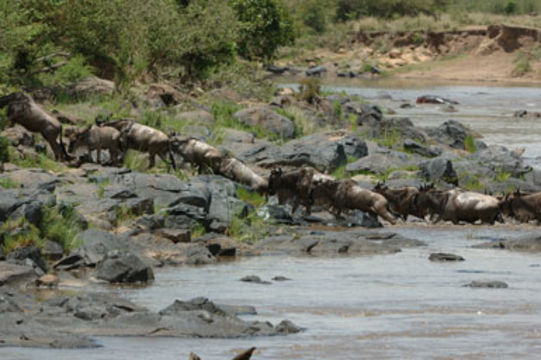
[{"left": 230, "top": 0, "right": 295, "bottom": 60}]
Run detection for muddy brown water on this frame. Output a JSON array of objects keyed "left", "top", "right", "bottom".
[{"left": 4, "top": 82, "right": 541, "bottom": 359}]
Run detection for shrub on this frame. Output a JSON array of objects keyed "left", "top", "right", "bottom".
[
  {"left": 298, "top": 77, "right": 321, "bottom": 104},
  {"left": 1, "top": 217, "right": 43, "bottom": 254},
  {"left": 41, "top": 204, "right": 86, "bottom": 252},
  {"left": 0, "top": 136, "right": 10, "bottom": 165},
  {"left": 301, "top": 0, "right": 327, "bottom": 34},
  {"left": 231, "top": 0, "right": 296, "bottom": 60}
]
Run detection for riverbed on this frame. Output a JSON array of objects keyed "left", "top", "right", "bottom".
[{"left": 3, "top": 82, "right": 541, "bottom": 359}]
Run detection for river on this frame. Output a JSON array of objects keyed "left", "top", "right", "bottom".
[{"left": 3, "top": 82, "right": 541, "bottom": 359}]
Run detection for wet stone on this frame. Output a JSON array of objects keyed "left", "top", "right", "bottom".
[{"left": 429, "top": 253, "right": 465, "bottom": 262}]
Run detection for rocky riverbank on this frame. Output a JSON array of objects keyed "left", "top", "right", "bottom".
[{"left": 2, "top": 76, "right": 541, "bottom": 352}]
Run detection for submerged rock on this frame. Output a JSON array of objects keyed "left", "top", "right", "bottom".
[
  {"left": 464, "top": 280, "right": 508, "bottom": 288},
  {"left": 429, "top": 253, "right": 465, "bottom": 262},
  {"left": 240, "top": 275, "right": 271, "bottom": 285},
  {"left": 96, "top": 250, "right": 154, "bottom": 284}
]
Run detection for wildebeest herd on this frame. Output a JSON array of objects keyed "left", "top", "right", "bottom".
[{"left": 1, "top": 92, "right": 540, "bottom": 227}]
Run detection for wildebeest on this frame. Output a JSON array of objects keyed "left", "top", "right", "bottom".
[
  {"left": 267, "top": 167, "right": 316, "bottom": 214},
  {"left": 415, "top": 187, "right": 502, "bottom": 224},
  {"left": 101, "top": 119, "right": 176, "bottom": 169},
  {"left": 312, "top": 178, "right": 397, "bottom": 224},
  {"left": 373, "top": 182, "right": 421, "bottom": 220},
  {"left": 68, "top": 125, "right": 123, "bottom": 165},
  {"left": 0, "top": 92, "right": 69, "bottom": 160},
  {"left": 170, "top": 135, "right": 223, "bottom": 173},
  {"left": 501, "top": 190, "right": 541, "bottom": 223},
  {"left": 219, "top": 157, "right": 268, "bottom": 195}
]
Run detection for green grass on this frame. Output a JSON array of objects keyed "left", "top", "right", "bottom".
[
  {"left": 276, "top": 106, "right": 324, "bottom": 137},
  {"left": 464, "top": 135, "right": 477, "bottom": 153},
  {"left": 459, "top": 172, "right": 484, "bottom": 191},
  {"left": 123, "top": 150, "right": 149, "bottom": 172},
  {"left": 190, "top": 222, "right": 207, "bottom": 239},
  {"left": 210, "top": 100, "right": 282, "bottom": 141},
  {"left": 0, "top": 177, "right": 19, "bottom": 189},
  {"left": 227, "top": 212, "right": 270, "bottom": 244},
  {"left": 0, "top": 217, "right": 43, "bottom": 254},
  {"left": 11, "top": 152, "right": 67, "bottom": 173},
  {"left": 236, "top": 187, "right": 266, "bottom": 208},
  {"left": 494, "top": 168, "right": 512, "bottom": 182},
  {"left": 41, "top": 205, "right": 86, "bottom": 252},
  {"left": 114, "top": 204, "right": 138, "bottom": 226},
  {"left": 372, "top": 128, "right": 402, "bottom": 148}
]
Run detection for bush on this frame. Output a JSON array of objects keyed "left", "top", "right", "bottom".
[
  {"left": 231, "top": 0, "right": 295, "bottom": 60},
  {"left": 335, "top": 0, "right": 444, "bottom": 21},
  {"left": 301, "top": 0, "right": 327, "bottom": 34},
  {"left": 0, "top": 136, "right": 10, "bottom": 165}
]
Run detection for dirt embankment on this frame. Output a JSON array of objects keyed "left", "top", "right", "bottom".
[{"left": 288, "top": 24, "right": 541, "bottom": 83}]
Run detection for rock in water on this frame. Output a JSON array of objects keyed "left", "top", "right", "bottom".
[
  {"left": 96, "top": 250, "right": 154, "bottom": 284},
  {"left": 429, "top": 253, "right": 465, "bottom": 262}
]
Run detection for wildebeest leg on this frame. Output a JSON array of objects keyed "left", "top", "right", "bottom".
[
  {"left": 148, "top": 152, "right": 156, "bottom": 168},
  {"left": 168, "top": 151, "right": 177, "bottom": 170},
  {"left": 43, "top": 131, "right": 62, "bottom": 161},
  {"left": 97, "top": 148, "right": 101, "bottom": 164},
  {"left": 374, "top": 205, "right": 396, "bottom": 225}
]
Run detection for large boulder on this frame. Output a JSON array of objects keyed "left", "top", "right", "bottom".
[
  {"left": 346, "top": 152, "right": 412, "bottom": 175},
  {"left": 72, "top": 229, "right": 129, "bottom": 266},
  {"left": 146, "top": 83, "right": 184, "bottom": 107},
  {"left": 68, "top": 76, "right": 115, "bottom": 97},
  {"left": 234, "top": 106, "right": 296, "bottom": 139},
  {"left": 419, "top": 157, "right": 458, "bottom": 185},
  {"left": 1, "top": 125, "right": 34, "bottom": 147},
  {"left": 427, "top": 119, "right": 473, "bottom": 149},
  {"left": 469, "top": 145, "right": 532, "bottom": 177},
  {"left": 250, "top": 131, "right": 367, "bottom": 173},
  {"left": 96, "top": 250, "right": 154, "bottom": 284},
  {"left": 343, "top": 102, "right": 382, "bottom": 125}
]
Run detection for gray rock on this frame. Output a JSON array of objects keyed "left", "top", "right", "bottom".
[
  {"left": 0, "top": 262, "right": 36, "bottom": 286},
  {"left": 464, "top": 280, "right": 508, "bottom": 288},
  {"left": 251, "top": 131, "right": 366, "bottom": 172},
  {"left": 240, "top": 275, "right": 271, "bottom": 285},
  {"left": 272, "top": 276, "right": 291, "bottom": 281},
  {"left": 419, "top": 157, "right": 458, "bottom": 185},
  {"left": 346, "top": 152, "right": 411, "bottom": 175},
  {"left": 275, "top": 320, "right": 301, "bottom": 334},
  {"left": 403, "top": 139, "right": 441, "bottom": 158},
  {"left": 96, "top": 250, "right": 154, "bottom": 284},
  {"left": 469, "top": 145, "right": 532, "bottom": 177},
  {"left": 344, "top": 102, "right": 382, "bottom": 125},
  {"left": 156, "top": 228, "right": 191, "bottom": 243},
  {"left": 473, "top": 235, "right": 541, "bottom": 252},
  {"left": 7, "top": 246, "right": 48, "bottom": 273},
  {"left": 73, "top": 229, "right": 129, "bottom": 266},
  {"left": 68, "top": 76, "right": 115, "bottom": 97},
  {"left": 159, "top": 297, "right": 226, "bottom": 316},
  {"left": 429, "top": 252, "right": 465, "bottom": 262},
  {"left": 305, "top": 65, "right": 327, "bottom": 76},
  {"left": 427, "top": 119, "right": 471, "bottom": 149},
  {"left": 233, "top": 106, "right": 296, "bottom": 139}
]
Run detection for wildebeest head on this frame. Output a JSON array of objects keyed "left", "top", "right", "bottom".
[
  {"left": 267, "top": 167, "right": 283, "bottom": 196},
  {"left": 0, "top": 92, "right": 30, "bottom": 108},
  {"left": 374, "top": 181, "right": 387, "bottom": 192},
  {"left": 413, "top": 186, "right": 448, "bottom": 218},
  {"left": 67, "top": 126, "right": 91, "bottom": 154},
  {"left": 168, "top": 134, "right": 191, "bottom": 153}
]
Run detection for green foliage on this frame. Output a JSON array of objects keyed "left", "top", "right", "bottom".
[
  {"left": 228, "top": 212, "right": 269, "bottom": 244},
  {"left": 373, "top": 128, "right": 402, "bottom": 148},
  {"left": 231, "top": 0, "right": 295, "bottom": 60},
  {"left": 114, "top": 204, "right": 137, "bottom": 225},
  {"left": 236, "top": 187, "right": 266, "bottom": 207},
  {"left": 11, "top": 152, "right": 66, "bottom": 173},
  {"left": 494, "top": 168, "right": 512, "bottom": 182},
  {"left": 511, "top": 48, "right": 541, "bottom": 77},
  {"left": 37, "top": 55, "right": 95, "bottom": 87},
  {"left": 335, "top": 0, "right": 443, "bottom": 21},
  {"left": 299, "top": 77, "right": 322, "bottom": 104},
  {"left": 0, "top": 136, "right": 10, "bottom": 164},
  {"left": 0, "top": 177, "right": 19, "bottom": 189},
  {"left": 301, "top": 0, "right": 328, "bottom": 34},
  {"left": 276, "top": 106, "right": 321, "bottom": 137},
  {"left": 41, "top": 205, "right": 86, "bottom": 252},
  {"left": 123, "top": 150, "right": 149, "bottom": 172},
  {"left": 459, "top": 172, "right": 483, "bottom": 190},
  {"left": 190, "top": 222, "right": 207, "bottom": 238},
  {"left": 464, "top": 135, "right": 477, "bottom": 153},
  {"left": 1, "top": 217, "right": 42, "bottom": 254},
  {"left": 331, "top": 156, "right": 357, "bottom": 179}
]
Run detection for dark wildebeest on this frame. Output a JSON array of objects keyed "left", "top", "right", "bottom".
[
  {"left": 101, "top": 119, "right": 176, "bottom": 169},
  {"left": 373, "top": 182, "right": 421, "bottom": 220},
  {"left": 0, "top": 92, "right": 69, "bottom": 160},
  {"left": 68, "top": 125, "right": 123, "bottom": 165},
  {"left": 501, "top": 190, "right": 541, "bottom": 223},
  {"left": 219, "top": 156, "right": 268, "bottom": 195},
  {"left": 267, "top": 167, "right": 316, "bottom": 214},
  {"left": 415, "top": 187, "right": 502, "bottom": 224},
  {"left": 312, "top": 178, "right": 397, "bottom": 224},
  {"left": 170, "top": 135, "right": 223, "bottom": 174}
]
